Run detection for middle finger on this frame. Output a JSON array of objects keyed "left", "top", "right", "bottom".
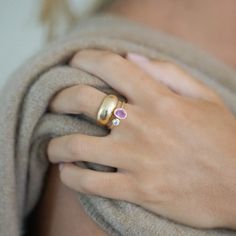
[{"left": 47, "top": 133, "right": 130, "bottom": 169}]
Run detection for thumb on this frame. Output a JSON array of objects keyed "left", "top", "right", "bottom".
[{"left": 126, "top": 53, "right": 222, "bottom": 103}]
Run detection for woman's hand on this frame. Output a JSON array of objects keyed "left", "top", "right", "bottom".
[{"left": 47, "top": 49, "right": 236, "bottom": 229}]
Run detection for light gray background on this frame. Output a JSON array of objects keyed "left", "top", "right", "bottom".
[
  {"left": 0, "top": 0, "right": 44, "bottom": 88},
  {"left": 0, "top": 0, "right": 97, "bottom": 88}
]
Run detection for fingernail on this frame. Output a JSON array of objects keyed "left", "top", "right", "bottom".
[
  {"left": 59, "top": 163, "right": 64, "bottom": 171},
  {"left": 127, "top": 53, "right": 150, "bottom": 63}
]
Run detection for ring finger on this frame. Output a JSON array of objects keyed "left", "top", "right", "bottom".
[
  {"left": 49, "top": 84, "right": 132, "bottom": 131},
  {"left": 49, "top": 84, "right": 106, "bottom": 119}
]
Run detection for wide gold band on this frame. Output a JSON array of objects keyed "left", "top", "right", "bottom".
[{"left": 96, "top": 94, "right": 119, "bottom": 126}]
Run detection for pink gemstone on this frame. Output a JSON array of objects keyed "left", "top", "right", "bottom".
[{"left": 114, "top": 108, "right": 127, "bottom": 119}]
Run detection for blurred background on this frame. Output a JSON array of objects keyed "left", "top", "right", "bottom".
[
  {"left": 0, "top": 0, "right": 44, "bottom": 88},
  {"left": 0, "top": 0, "right": 108, "bottom": 88},
  {"left": 1, "top": 0, "right": 235, "bottom": 90}
]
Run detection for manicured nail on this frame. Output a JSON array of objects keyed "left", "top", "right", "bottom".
[
  {"left": 127, "top": 53, "right": 150, "bottom": 63},
  {"left": 59, "top": 163, "right": 64, "bottom": 171}
]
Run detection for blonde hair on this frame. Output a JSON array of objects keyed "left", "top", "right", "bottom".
[{"left": 40, "top": 0, "right": 113, "bottom": 41}]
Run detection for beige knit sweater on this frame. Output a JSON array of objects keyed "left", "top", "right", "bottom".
[{"left": 1, "top": 14, "right": 236, "bottom": 236}]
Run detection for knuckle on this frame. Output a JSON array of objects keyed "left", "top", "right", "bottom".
[
  {"left": 138, "top": 176, "right": 170, "bottom": 204},
  {"left": 99, "top": 52, "right": 123, "bottom": 67},
  {"left": 158, "top": 96, "right": 186, "bottom": 118},
  {"left": 123, "top": 105, "right": 142, "bottom": 126},
  {"left": 70, "top": 51, "right": 82, "bottom": 66},
  {"left": 79, "top": 176, "right": 95, "bottom": 194},
  {"left": 117, "top": 175, "right": 137, "bottom": 201},
  {"left": 71, "top": 50, "right": 123, "bottom": 68},
  {"left": 66, "top": 135, "right": 82, "bottom": 157},
  {"left": 74, "top": 85, "right": 91, "bottom": 110}
]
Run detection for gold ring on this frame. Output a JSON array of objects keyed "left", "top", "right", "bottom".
[
  {"left": 107, "top": 100, "right": 127, "bottom": 129},
  {"left": 96, "top": 94, "right": 119, "bottom": 126},
  {"left": 96, "top": 94, "right": 128, "bottom": 129}
]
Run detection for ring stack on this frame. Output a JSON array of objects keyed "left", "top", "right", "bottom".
[{"left": 96, "top": 94, "right": 127, "bottom": 129}]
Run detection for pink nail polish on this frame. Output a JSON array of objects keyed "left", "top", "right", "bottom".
[
  {"left": 127, "top": 53, "right": 150, "bottom": 63},
  {"left": 59, "top": 163, "right": 64, "bottom": 171}
]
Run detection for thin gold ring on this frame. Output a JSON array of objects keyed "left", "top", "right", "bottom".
[{"left": 107, "top": 100, "right": 127, "bottom": 129}]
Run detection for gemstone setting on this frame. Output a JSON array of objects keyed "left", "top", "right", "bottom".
[
  {"left": 112, "top": 118, "right": 120, "bottom": 126},
  {"left": 114, "top": 108, "right": 127, "bottom": 120}
]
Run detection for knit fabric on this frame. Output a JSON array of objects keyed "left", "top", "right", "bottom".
[{"left": 0, "top": 14, "right": 236, "bottom": 236}]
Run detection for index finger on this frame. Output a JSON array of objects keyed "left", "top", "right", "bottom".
[{"left": 70, "top": 50, "right": 172, "bottom": 105}]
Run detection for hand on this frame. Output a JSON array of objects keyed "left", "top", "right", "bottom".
[{"left": 47, "top": 49, "right": 236, "bottom": 229}]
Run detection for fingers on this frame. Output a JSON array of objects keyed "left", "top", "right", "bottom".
[
  {"left": 47, "top": 133, "right": 129, "bottom": 169},
  {"left": 70, "top": 49, "right": 173, "bottom": 105},
  {"left": 49, "top": 84, "right": 133, "bottom": 128},
  {"left": 49, "top": 84, "right": 106, "bottom": 120},
  {"left": 59, "top": 163, "right": 131, "bottom": 201},
  {"left": 127, "top": 53, "right": 223, "bottom": 103}
]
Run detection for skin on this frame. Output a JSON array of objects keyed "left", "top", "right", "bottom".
[
  {"left": 30, "top": 1, "right": 236, "bottom": 235},
  {"left": 28, "top": 165, "right": 108, "bottom": 236},
  {"left": 106, "top": 0, "right": 236, "bottom": 68},
  {"left": 47, "top": 49, "right": 236, "bottom": 230}
]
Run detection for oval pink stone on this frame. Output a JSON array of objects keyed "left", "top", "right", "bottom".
[{"left": 114, "top": 108, "right": 127, "bottom": 119}]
